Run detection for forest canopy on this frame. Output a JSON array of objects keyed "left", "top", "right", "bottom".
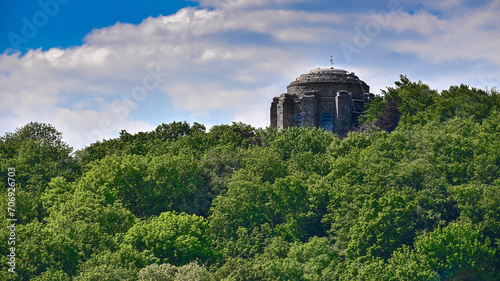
[{"left": 1, "top": 77, "right": 500, "bottom": 280}]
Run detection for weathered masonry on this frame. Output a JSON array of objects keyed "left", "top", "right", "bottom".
[{"left": 270, "top": 67, "right": 373, "bottom": 136}]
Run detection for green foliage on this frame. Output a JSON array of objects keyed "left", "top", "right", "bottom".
[
  {"left": 123, "top": 211, "right": 217, "bottom": 266},
  {"left": 14, "top": 220, "right": 79, "bottom": 280},
  {"left": 3, "top": 77, "right": 500, "bottom": 279},
  {"left": 345, "top": 192, "right": 420, "bottom": 260},
  {"left": 359, "top": 95, "right": 384, "bottom": 124},
  {"left": 39, "top": 174, "right": 136, "bottom": 268},
  {"left": 385, "top": 222, "right": 498, "bottom": 280},
  {"left": 432, "top": 84, "right": 500, "bottom": 122},
  {"left": 270, "top": 127, "right": 336, "bottom": 160},
  {"left": 138, "top": 262, "right": 212, "bottom": 281},
  {"left": 363, "top": 75, "right": 438, "bottom": 130},
  {"left": 208, "top": 122, "right": 260, "bottom": 148},
  {"left": 388, "top": 75, "right": 438, "bottom": 119},
  {"left": 449, "top": 183, "right": 500, "bottom": 246},
  {"left": 199, "top": 145, "right": 242, "bottom": 194},
  {"left": 0, "top": 122, "right": 76, "bottom": 223},
  {"left": 239, "top": 146, "right": 287, "bottom": 183},
  {"left": 214, "top": 236, "right": 338, "bottom": 281},
  {"left": 73, "top": 244, "right": 155, "bottom": 281},
  {"left": 154, "top": 121, "right": 206, "bottom": 141},
  {"left": 76, "top": 121, "right": 207, "bottom": 164},
  {"left": 287, "top": 151, "right": 331, "bottom": 176},
  {"left": 280, "top": 237, "right": 338, "bottom": 280},
  {"left": 146, "top": 153, "right": 211, "bottom": 216},
  {"left": 1, "top": 122, "right": 70, "bottom": 150},
  {"left": 209, "top": 174, "right": 272, "bottom": 247},
  {"left": 31, "top": 268, "right": 70, "bottom": 281},
  {"left": 364, "top": 75, "right": 500, "bottom": 132}
]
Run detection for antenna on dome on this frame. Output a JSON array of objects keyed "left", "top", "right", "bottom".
[{"left": 330, "top": 55, "right": 334, "bottom": 69}]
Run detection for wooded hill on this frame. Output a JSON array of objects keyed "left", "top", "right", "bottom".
[{"left": 1, "top": 76, "right": 500, "bottom": 280}]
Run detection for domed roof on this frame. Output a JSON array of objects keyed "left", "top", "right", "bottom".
[
  {"left": 289, "top": 66, "right": 362, "bottom": 86},
  {"left": 308, "top": 67, "right": 348, "bottom": 75}
]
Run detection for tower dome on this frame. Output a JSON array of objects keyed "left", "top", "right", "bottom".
[{"left": 270, "top": 66, "right": 373, "bottom": 136}]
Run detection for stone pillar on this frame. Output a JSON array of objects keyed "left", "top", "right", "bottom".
[
  {"left": 294, "top": 100, "right": 303, "bottom": 127},
  {"left": 335, "top": 90, "right": 352, "bottom": 136},
  {"left": 277, "top": 94, "right": 295, "bottom": 129},
  {"left": 302, "top": 94, "right": 318, "bottom": 127},
  {"left": 270, "top": 97, "right": 278, "bottom": 128}
]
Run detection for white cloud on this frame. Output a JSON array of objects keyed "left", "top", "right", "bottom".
[
  {"left": 2, "top": 1, "right": 500, "bottom": 149},
  {"left": 389, "top": 11, "right": 449, "bottom": 35},
  {"left": 387, "top": 1, "right": 500, "bottom": 64},
  {"left": 51, "top": 104, "right": 156, "bottom": 149}
]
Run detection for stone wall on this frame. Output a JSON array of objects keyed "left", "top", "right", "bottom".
[{"left": 270, "top": 67, "right": 372, "bottom": 136}]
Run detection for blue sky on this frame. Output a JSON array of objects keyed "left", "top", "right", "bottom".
[{"left": 1, "top": 0, "right": 499, "bottom": 149}]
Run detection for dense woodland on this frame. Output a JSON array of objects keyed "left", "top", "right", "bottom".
[{"left": 1, "top": 76, "right": 500, "bottom": 280}]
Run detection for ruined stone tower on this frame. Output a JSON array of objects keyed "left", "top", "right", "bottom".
[{"left": 270, "top": 66, "right": 373, "bottom": 136}]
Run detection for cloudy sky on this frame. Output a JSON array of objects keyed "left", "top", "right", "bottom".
[{"left": 1, "top": 0, "right": 499, "bottom": 149}]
